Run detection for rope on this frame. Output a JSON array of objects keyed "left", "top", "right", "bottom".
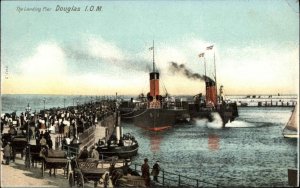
[
  {"left": 161, "top": 78, "right": 169, "bottom": 97},
  {"left": 120, "top": 111, "right": 135, "bottom": 116},
  {"left": 121, "top": 109, "right": 148, "bottom": 119}
]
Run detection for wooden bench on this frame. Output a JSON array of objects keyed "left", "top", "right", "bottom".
[
  {"left": 77, "top": 159, "right": 106, "bottom": 177},
  {"left": 72, "top": 159, "right": 108, "bottom": 187}
]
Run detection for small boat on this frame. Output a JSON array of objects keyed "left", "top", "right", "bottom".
[
  {"left": 96, "top": 133, "right": 139, "bottom": 159},
  {"left": 283, "top": 105, "right": 298, "bottom": 138},
  {"left": 96, "top": 112, "right": 139, "bottom": 159}
]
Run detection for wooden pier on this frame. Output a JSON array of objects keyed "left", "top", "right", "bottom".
[{"left": 226, "top": 95, "right": 297, "bottom": 107}]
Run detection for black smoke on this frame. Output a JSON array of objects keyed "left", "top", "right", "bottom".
[
  {"left": 169, "top": 61, "right": 214, "bottom": 83},
  {"left": 63, "top": 44, "right": 152, "bottom": 73}
]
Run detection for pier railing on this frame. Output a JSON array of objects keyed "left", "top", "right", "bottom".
[
  {"left": 62, "top": 144, "right": 79, "bottom": 157},
  {"left": 131, "top": 163, "right": 219, "bottom": 187}
]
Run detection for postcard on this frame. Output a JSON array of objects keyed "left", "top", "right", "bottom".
[{"left": 1, "top": 0, "right": 299, "bottom": 187}]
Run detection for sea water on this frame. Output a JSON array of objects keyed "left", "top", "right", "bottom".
[
  {"left": 1, "top": 94, "right": 298, "bottom": 187},
  {"left": 125, "top": 107, "right": 298, "bottom": 187}
]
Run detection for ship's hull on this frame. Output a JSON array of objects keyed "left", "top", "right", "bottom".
[
  {"left": 283, "top": 133, "right": 298, "bottom": 138},
  {"left": 119, "top": 100, "right": 138, "bottom": 121},
  {"left": 216, "top": 102, "right": 239, "bottom": 125},
  {"left": 132, "top": 108, "right": 189, "bottom": 131},
  {"left": 186, "top": 102, "right": 239, "bottom": 127},
  {"left": 120, "top": 107, "right": 135, "bottom": 121}
]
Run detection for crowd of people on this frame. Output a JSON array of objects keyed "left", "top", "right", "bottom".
[
  {"left": 1, "top": 100, "right": 117, "bottom": 166},
  {"left": 1, "top": 100, "right": 117, "bottom": 141},
  {"left": 77, "top": 145, "right": 100, "bottom": 161}
]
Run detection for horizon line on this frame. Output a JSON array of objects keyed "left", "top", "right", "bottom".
[{"left": 1, "top": 93, "right": 298, "bottom": 96}]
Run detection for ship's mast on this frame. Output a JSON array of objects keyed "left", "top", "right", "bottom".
[
  {"left": 213, "top": 50, "right": 218, "bottom": 102},
  {"left": 149, "top": 40, "right": 160, "bottom": 103},
  {"left": 152, "top": 40, "right": 155, "bottom": 72},
  {"left": 203, "top": 45, "right": 218, "bottom": 107},
  {"left": 152, "top": 40, "right": 156, "bottom": 100},
  {"left": 204, "top": 56, "right": 207, "bottom": 82}
]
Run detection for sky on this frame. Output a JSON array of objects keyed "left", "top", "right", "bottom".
[{"left": 1, "top": 0, "right": 299, "bottom": 96}]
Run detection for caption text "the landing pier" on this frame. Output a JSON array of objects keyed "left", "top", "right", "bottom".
[{"left": 16, "top": 5, "right": 102, "bottom": 13}]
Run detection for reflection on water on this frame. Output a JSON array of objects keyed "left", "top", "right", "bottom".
[
  {"left": 150, "top": 133, "right": 162, "bottom": 153},
  {"left": 208, "top": 133, "right": 220, "bottom": 151}
]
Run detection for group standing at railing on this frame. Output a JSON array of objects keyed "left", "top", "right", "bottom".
[
  {"left": 141, "top": 158, "right": 161, "bottom": 186},
  {"left": 130, "top": 158, "right": 220, "bottom": 187}
]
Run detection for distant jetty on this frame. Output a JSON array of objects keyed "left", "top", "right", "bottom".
[{"left": 226, "top": 95, "right": 297, "bottom": 107}]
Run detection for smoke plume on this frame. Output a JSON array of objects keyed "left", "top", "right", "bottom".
[
  {"left": 62, "top": 38, "right": 152, "bottom": 73},
  {"left": 169, "top": 61, "right": 213, "bottom": 82}
]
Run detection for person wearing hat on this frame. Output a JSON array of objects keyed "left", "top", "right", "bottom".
[
  {"left": 151, "top": 161, "right": 161, "bottom": 182},
  {"left": 141, "top": 158, "right": 150, "bottom": 187},
  {"left": 3, "top": 142, "right": 12, "bottom": 165},
  {"left": 91, "top": 146, "right": 99, "bottom": 160},
  {"left": 40, "top": 136, "right": 47, "bottom": 147},
  {"left": 78, "top": 146, "right": 89, "bottom": 160},
  {"left": 1, "top": 117, "right": 4, "bottom": 134},
  {"left": 8, "top": 125, "right": 17, "bottom": 135}
]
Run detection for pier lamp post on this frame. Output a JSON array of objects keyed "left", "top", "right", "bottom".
[
  {"left": 64, "top": 98, "right": 66, "bottom": 108},
  {"left": 25, "top": 103, "right": 31, "bottom": 142},
  {"left": 75, "top": 120, "right": 78, "bottom": 142},
  {"left": 43, "top": 98, "right": 46, "bottom": 110},
  {"left": 25, "top": 103, "right": 32, "bottom": 168},
  {"left": 45, "top": 112, "right": 49, "bottom": 131}
]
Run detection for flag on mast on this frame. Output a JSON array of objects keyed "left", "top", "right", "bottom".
[
  {"left": 198, "top": 53, "right": 205, "bottom": 58},
  {"left": 206, "top": 45, "right": 214, "bottom": 50},
  {"left": 149, "top": 46, "right": 154, "bottom": 50}
]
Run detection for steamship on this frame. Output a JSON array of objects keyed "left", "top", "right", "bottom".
[
  {"left": 182, "top": 78, "right": 239, "bottom": 127},
  {"left": 181, "top": 47, "right": 239, "bottom": 127},
  {"left": 120, "top": 41, "right": 190, "bottom": 131}
]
